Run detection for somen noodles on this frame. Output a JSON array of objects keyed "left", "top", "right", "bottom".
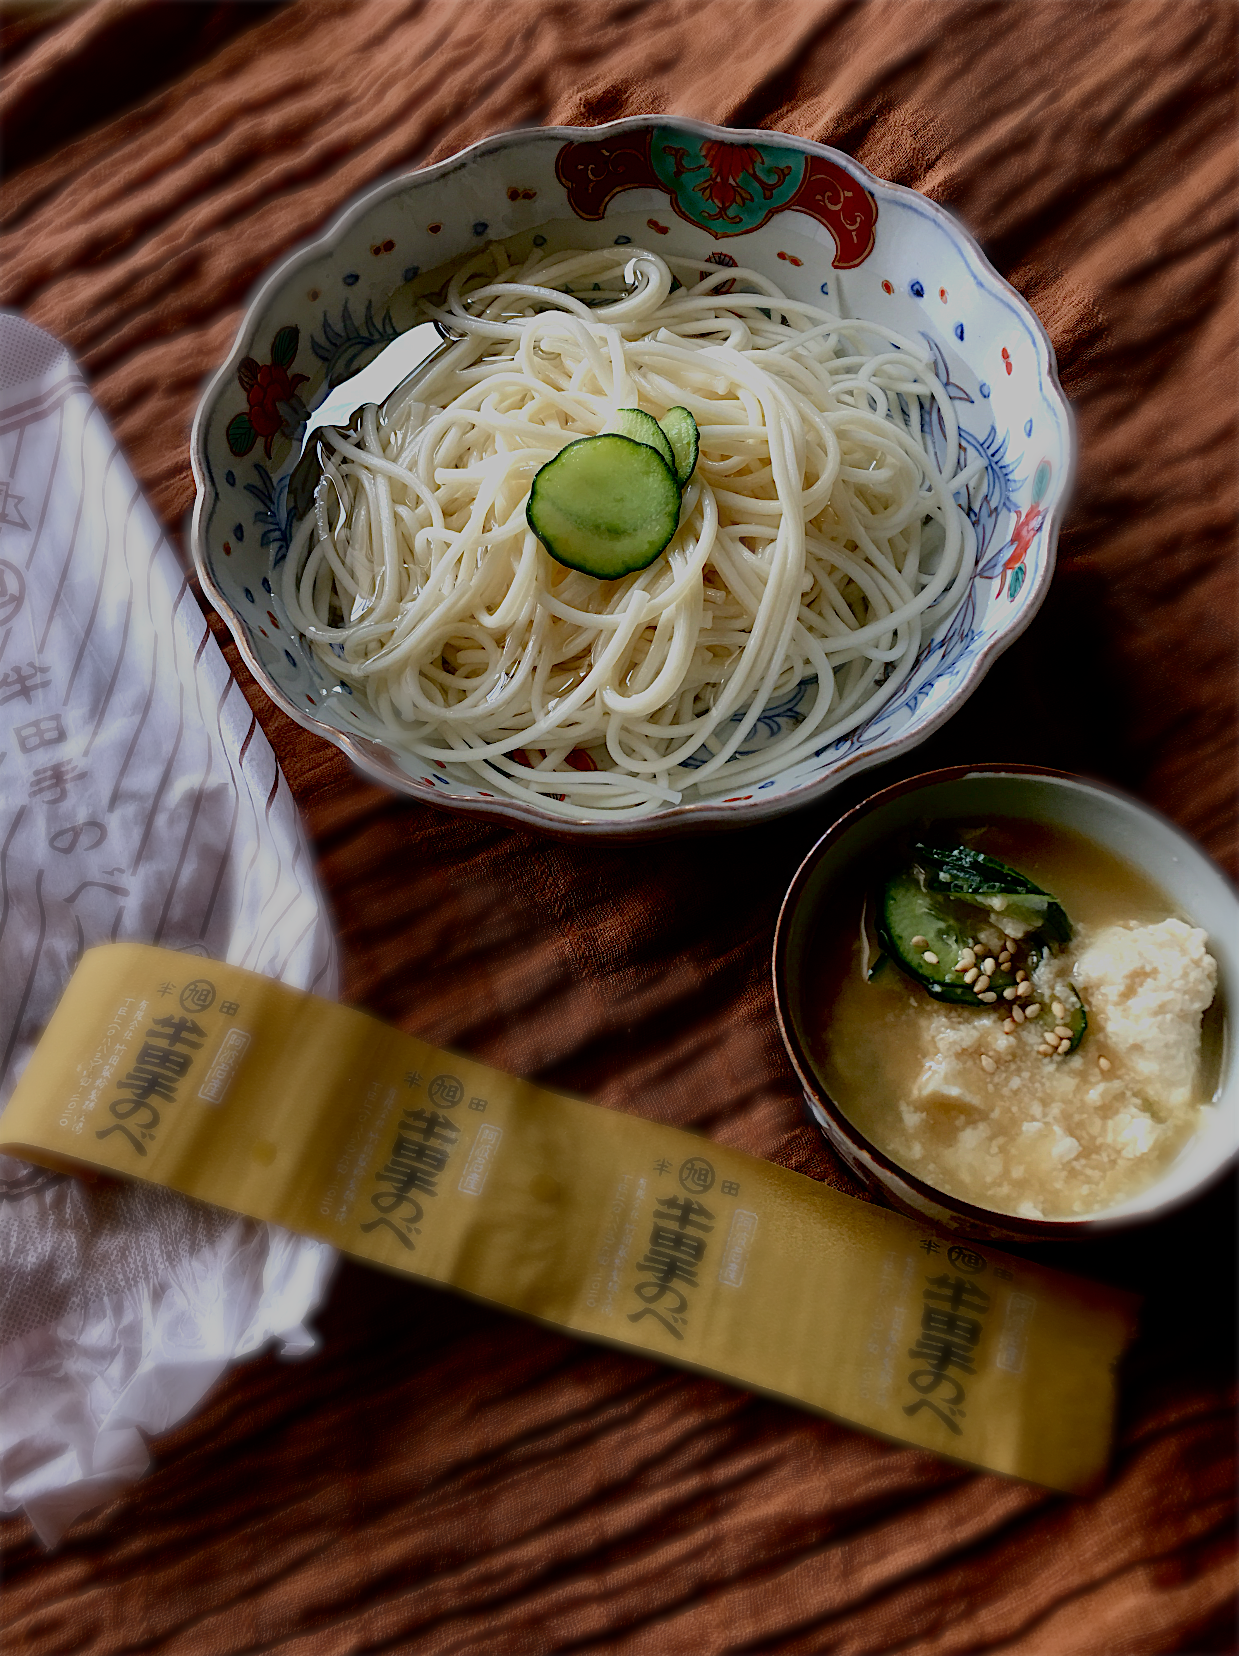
[{"left": 282, "top": 246, "right": 981, "bottom": 819}]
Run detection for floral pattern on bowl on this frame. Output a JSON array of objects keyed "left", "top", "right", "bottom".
[{"left": 190, "top": 117, "right": 1075, "bottom": 838}]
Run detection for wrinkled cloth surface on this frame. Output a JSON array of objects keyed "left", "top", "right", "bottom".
[{"left": 0, "top": 1, "right": 1235, "bottom": 1651}]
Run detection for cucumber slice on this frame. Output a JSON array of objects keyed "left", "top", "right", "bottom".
[
  {"left": 879, "top": 844, "right": 1087, "bottom": 1038},
  {"left": 659, "top": 406, "right": 699, "bottom": 486},
  {"left": 877, "top": 870, "right": 1010, "bottom": 1003},
  {"left": 1034, "top": 980, "right": 1088, "bottom": 1052},
  {"left": 608, "top": 408, "right": 676, "bottom": 474},
  {"left": 915, "top": 842, "right": 1072, "bottom": 943},
  {"left": 527, "top": 434, "right": 682, "bottom": 578}
]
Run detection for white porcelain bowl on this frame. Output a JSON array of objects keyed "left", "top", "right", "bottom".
[
  {"left": 774, "top": 768, "right": 1237, "bottom": 1241},
  {"left": 190, "top": 118, "right": 1075, "bottom": 837}
]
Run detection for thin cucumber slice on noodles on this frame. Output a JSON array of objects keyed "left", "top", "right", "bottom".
[
  {"left": 607, "top": 408, "right": 677, "bottom": 475},
  {"left": 527, "top": 434, "right": 682, "bottom": 578},
  {"left": 658, "top": 406, "right": 699, "bottom": 486}
]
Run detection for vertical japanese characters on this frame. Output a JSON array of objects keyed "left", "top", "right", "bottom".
[
  {"left": 361, "top": 1106, "right": 462, "bottom": 1250},
  {"left": 628, "top": 1193, "right": 715, "bottom": 1341},
  {"left": 904, "top": 1245, "right": 997, "bottom": 1435},
  {"left": 96, "top": 1014, "right": 206, "bottom": 1155}
]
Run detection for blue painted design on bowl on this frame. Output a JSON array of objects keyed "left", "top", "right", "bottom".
[{"left": 190, "top": 115, "right": 1074, "bottom": 838}]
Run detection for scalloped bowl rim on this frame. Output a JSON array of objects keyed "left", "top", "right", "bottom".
[{"left": 190, "top": 116, "right": 1077, "bottom": 839}]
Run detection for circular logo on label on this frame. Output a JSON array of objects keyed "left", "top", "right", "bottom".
[
  {"left": 179, "top": 978, "right": 216, "bottom": 1013},
  {"left": 947, "top": 1245, "right": 987, "bottom": 1275},
  {"left": 428, "top": 1073, "right": 464, "bottom": 1108},
  {"left": 0, "top": 560, "right": 26, "bottom": 628},
  {"left": 679, "top": 1156, "right": 715, "bottom": 1194}
]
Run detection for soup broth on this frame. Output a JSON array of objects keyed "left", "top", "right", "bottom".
[{"left": 804, "top": 819, "right": 1222, "bottom": 1220}]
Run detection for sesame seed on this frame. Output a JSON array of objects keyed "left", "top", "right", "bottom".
[
  {"left": 1015, "top": 970, "right": 1028, "bottom": 983},
  {"left": 1003, "top": 1018, "right": 1016, "bottom": 1033},
  {"left": 1054, "top": 1025, "right": 1073, "bottom": 1040},
  {"left": 974, "top": 974, "right": 990, "bottom": 993},
  {"left": 910, "top": 935, "right": 929, "bottom": 949},
  {"left": 980, "top": 1055, "right": 997, "bottom": 1074},
  {"left": 1052, "top": 1001, "right": 1066, "bottom": 1021},
  {"left": 999, "top": 951, "right": 1012, "bottom": 965},
  {"left": 1098, "top": 1056, "right": 1112, "bottom": 1072},
  {"left": 983, "top": 957, "right": 996, "bottom": 975},
  {"left": 1024, "top": 1002, "right": 1041, "bottom": 1018},
  {"left": 922, "top": 950, "right": 939, "bottom": 964},
  {"left": 1057, "top": 1037, "right": 1072, "bottom": 1053},
  {"left": 979, "top": 991, "right": 999, "bottom": 1003},
  {"left": 963, "top": 967, "right": 979, "bottom": 983},
  {"left": 1011, "top": 1006, "right": 1025, "bottom": 1024},
  {"left": 1017, "top": 981, "right": 1033, "bottom": 997},
  {"left": 1002, "top": 986, "right": 1018, "bottom": 1001},
  {"left": 1037, "top": 1044, "right": 1053, "bottom": 1056},
  {"left": 959, "top": 948, "right": 976, "bottom": 967}
]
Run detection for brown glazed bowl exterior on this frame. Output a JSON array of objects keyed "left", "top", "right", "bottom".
[{"left": 771, "top": 765, "right": 1238, "bottom": 1243}]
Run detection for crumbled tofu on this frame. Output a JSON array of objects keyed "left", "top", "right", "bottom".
[
  {"left": 898, "top": 919, "right": 1217, "bottom": 1217},
  {"left": 1074, "top": 919, "right": 1216, "bottom": 1106}
]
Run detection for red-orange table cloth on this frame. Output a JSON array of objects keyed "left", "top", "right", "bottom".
[{"left": 1, "top": 3, "right": 1235, "bottom": 1651}]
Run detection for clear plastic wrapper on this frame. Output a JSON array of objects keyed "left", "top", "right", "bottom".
[{"left": 0, "top": 315, "right": 338, "bottom": 1545}]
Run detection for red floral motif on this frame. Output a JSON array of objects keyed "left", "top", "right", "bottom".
[
  {"left": 555, "top": 130, "right": 878, "bottom": 266},
  {"left": 241, "top": 361, "right": 307, "bottom": 449},
  {"left": 227, "top": 327, "right": 308, "bottom": 458},
  {"left": 998, "top": 503, "right": 1043, "bottom": 597},
  {"left": 694, "top": 142, "right": 792, "bottom": 223}
]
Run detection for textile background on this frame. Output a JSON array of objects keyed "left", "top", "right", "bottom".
[{"left": 1, "top": 2, "right": 1235, "bottom": 1651}]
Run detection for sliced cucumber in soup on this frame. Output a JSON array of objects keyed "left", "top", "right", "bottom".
[
  {"left": 878, "top": 842, "right": 1080, "bottom": 1024},
  {"left": 526, "top": 434, "right": 682, "bottom": 578},
  {"left": 877, "top": 870, "right": 1009, "bottom": 1003},
  {"left": 607, "top": 407, "right": 677, "bottom": 474},
  {"left": 659, "top": 406, "right": 699, "bottom": 486},
  {"left": 1033, "top": 980, "right": 1088, "bottom": 1053},
  {"left": 915, "top": 842, "right": 1072, "bottom": 943}
]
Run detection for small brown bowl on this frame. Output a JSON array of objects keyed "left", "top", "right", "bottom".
[{"left": 772, "top": 765, "right": 1237, "bottom": 1243}]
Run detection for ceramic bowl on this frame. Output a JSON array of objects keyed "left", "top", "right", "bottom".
[
  {"left": 190, "top": 118, "right": 1074, "bottom": 837},
  {"left": 773, "top": 767, "right": 1237, "bottom": 1241}
]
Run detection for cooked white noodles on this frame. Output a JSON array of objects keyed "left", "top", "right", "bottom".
[{"left": 282, "top": 246, "right": 980, "bottom": 819}]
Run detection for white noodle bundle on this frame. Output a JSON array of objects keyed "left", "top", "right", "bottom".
[{"left": 282, "top": 246, "right": 979, "bottom": 819}]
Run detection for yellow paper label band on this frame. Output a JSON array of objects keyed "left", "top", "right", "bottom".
[{"left": 1, "top": 944, "right": 1137, "bottom": 1491}]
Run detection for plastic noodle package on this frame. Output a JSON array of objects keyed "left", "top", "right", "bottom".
[{"left": 0, "top": 315, "right": 338, "bottom": 1545}]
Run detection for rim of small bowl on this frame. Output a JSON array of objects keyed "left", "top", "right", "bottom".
[
  {"left": 772, "top": 764, "right": 1237, "bottom": 1239},
  {"left": 189, "top": 116, "right": 1077, "bottom": 840}
]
